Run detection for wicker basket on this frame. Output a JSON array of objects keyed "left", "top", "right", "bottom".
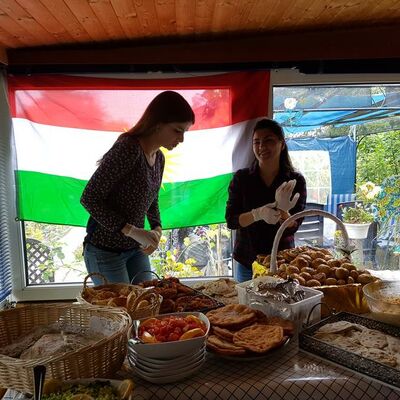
[
  {"left": 269, "top": 209, "right": 350, "bottom": 273},
  {"left": 77, "top": 272, "right": 162, "bottom": 320},
  {"left": 0, "top": 303, "right": 131, "bottom": 394},
  {"left": 269, "top": 209, "right": 370, "bottom": 315}
]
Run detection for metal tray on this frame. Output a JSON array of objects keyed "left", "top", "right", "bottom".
[
  {"left": 299, "top": 312, "right": 400, "bottom": 389},
  {"left": 171, "top": 289, "right": 225, "bottom": 313}
]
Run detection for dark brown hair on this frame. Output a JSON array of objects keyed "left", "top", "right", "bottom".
[
  {"left": 119, "top": 90, "right": 195, "bottom": 140},
  {"left": 252, "top": 118, "right": 295, "bottom": 173}
]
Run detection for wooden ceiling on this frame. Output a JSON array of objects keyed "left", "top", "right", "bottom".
[{"left": 1, "top": 0, "right": 400, "bottom": 69}]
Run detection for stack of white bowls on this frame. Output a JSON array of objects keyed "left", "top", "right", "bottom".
[{"left": 127, "top": 312, "right": 209, "bottom": 384}]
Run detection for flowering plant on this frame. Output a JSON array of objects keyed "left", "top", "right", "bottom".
[
  {"left": 341, "top": 182, "right": 381, "bottom": 224},
  {"left": 341, "top": 203, "right": 374, "bottom": 224},
  {"left": 374, "top": 175, "right": 400, "bottom": 222}
]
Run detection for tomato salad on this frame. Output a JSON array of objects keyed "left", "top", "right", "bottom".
[{"left": 138, "top": 315, "right": 207, "bottom": 343}]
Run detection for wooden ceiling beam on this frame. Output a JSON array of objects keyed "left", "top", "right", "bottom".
[{"left": 7, "top": 24, "right": 400, "bottom": 66}]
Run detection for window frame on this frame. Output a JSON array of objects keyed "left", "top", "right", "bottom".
[{"left": 10, "top": 69, "right": 400, "bottom": 301}]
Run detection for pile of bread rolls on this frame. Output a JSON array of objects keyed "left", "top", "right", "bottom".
[{"left": 257, "top": 246, "right": 377, "bottom": 287}]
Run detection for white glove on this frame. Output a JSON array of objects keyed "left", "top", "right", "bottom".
[
  {"left": 251, "top": 202, "right": 281, "bottom": 224},
  {"left": 142, "top": 229, "right": 162, "bottom": 250},
  {"left": 124, "top": 225, "right": 159, "bottom": 248},
  {"left": 275, "top": 179, "right": 300, "bottom": 212}
]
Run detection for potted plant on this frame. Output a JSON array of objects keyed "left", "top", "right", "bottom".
[{"left": 341, "top": 182, "right": 380, "bottom": 240}]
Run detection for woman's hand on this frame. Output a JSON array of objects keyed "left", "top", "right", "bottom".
[
  {"left": 140, "top": 228, "right": 162, "bottom": 255},
  {"left": 122, "top": 224, "right": 160, "bottom": 248},
  {"left": 251, "top": 202, "right": 281, "bottom": 224},
  {"left": 279, "top": 210, "right": 297, "bottom": 228},
  {"left": 276, "top": 180, "right": 300, "bottom": 212}
]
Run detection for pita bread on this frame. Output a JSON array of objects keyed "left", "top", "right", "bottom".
[
  {"left": 359, "top": 329, "right": 388, "bottom": 349},
  {"left": 207, "top": 335, "right": 247, "bottom": 356},
  {"left": 208, "top": 335, "right": 245, "bottom": 351},
  {"left": 358, "top": 348, "right": 397, "bottom": 367},
  {"left": 267, "top": 317, "right": 295, "bottom": 336},
  {"left": 233, "top": 324, "right": 284, "bottom": 353},
  {"left": 207, "top": 304, "right": 256, "bottom": 329},
  {"left": 212, "top": 326, "right": 235, "bottom": 341},
  {"left": 386, "top": 335, "right": 400, "bottom": 354},
  {"left": 316, "top": 321, "right": 362, "bottom": 334}
]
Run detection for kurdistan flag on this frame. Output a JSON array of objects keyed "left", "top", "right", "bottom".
[{"left": 8, "top": 71, "right": 270, "bottom": 229}]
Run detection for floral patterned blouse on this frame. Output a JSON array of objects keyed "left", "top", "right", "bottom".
[{"left": 81, "top": 135, "right": 165, "bottom": 252}]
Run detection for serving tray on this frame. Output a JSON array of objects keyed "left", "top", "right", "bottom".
[{"left": 299, "top": 312, "right": 400, "bottom": 389}]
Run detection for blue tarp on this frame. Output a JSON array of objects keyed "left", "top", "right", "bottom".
[
  {"left": 273, "top": 91, "right": 400, "bottom": 135},
  {"left": 287, "top": 136, "right": 356, "bottom": 195}
]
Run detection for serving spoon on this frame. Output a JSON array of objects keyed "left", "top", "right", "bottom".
[
  {"left": 33, "top": 365, "right": 46, "bottom": 400},
  {"left": 129, "top": 319, "right": 144, "bottom": 345}
]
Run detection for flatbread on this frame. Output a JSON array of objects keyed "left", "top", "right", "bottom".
[
  {"left": 207, "top": 341, "right": 247, "bottom": 356},
  {"left": 386, "top": 335, "right": 400, "bottom": 354},
  {"left": 267, "top": 317, "right": 295, "bottom": 336},
  {"left": 359, "top": 329, "right": 388, "bottom": 349},
  {"left": 207, "top": 335, "right": 247, "bottom": 356},
  {"left": 233, "top": 324, "right": 284, "bottom": 353},
  {"left": 212, "top": 326, "right": 235, "bottom": 341},
  {"left": 316, "top": 321, "right": 362, "bottom": 334},
  {"left": 358, "top": 348, "right": 397, "bottom": 367},
  {"left": 207, "top": 304, "right": 257, "bottom": 329},
  {"left": 208, "top": 335, "right": 245, "bottom": 351}
]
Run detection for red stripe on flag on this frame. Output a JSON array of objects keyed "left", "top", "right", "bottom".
[{"left": 8, "top": 71, "right": 269, "bottom": 131}]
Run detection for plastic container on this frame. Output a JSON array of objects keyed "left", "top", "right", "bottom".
[
  {"left": 236, "top": 277, "right": 323, "bottom": 329},
  {"left": 363, "top": 280, "right": 400, "bottom": 327},
  {"left": 236, "top": 276, "right": 281, "bottom": 305}
]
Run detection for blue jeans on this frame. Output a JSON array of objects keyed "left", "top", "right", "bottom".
[
  {"left": 83, "top": 243, "right": 153, "bottom": 285},
  {"left": 235, "top": 262, "right": 253, "bottom": 283}
]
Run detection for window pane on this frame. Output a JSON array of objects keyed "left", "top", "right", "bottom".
[{"left": 24, "top": 222, "right": 233, "bottom": 285}]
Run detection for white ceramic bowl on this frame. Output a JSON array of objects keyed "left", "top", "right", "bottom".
[
  {"left": 129, "top": 345, "right": 205, "bottom": 369},
  {"left": 134, "top": 360, "right": 204, "bottom": 384},
  {"left": 134, "top": 353, "right": 205, "bottom": 378},
  {"left": 128, "top": 312, "right": 210, "bottom": 359}
]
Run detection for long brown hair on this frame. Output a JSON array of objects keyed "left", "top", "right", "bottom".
[
  {"left": 119, "top": 90, "right": 195, "bottom": 140},
  {"left": 98, "top": 91, "right": 195, "bottom": 165},
  {"left": 252, "top": 118, "right": 295, "bottom": 173}
]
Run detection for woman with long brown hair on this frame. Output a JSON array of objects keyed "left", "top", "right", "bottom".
[
  {"left": 226, "top": 118, "right": 307, "bottom": 282},
  {"left": 81, "top": 91, "right": 195, "bottom": 285}
]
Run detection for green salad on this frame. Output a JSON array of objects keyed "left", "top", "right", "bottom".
[{"left": 42, "top": 380, "right": 120, "bottom": 400}]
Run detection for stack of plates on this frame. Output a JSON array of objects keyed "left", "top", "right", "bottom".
[
  {"left": 127, "top": 312, "right": 210, "bottom": 384},
  {"left": 128, "top": 342, "right": 206, "bottom": 384}
]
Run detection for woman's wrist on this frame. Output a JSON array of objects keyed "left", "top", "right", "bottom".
[{"left": 121, "top": 223, "right": 132, "bottom": 236}]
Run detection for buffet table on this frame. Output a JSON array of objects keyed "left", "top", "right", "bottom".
[
  {"left": 3, "top": 341, "right": 400, "bottom": 400},
  {"left": 126, "top": 341, "right": 400, "bottom": 400},
  {"left": 3, "top": 343, "right": 400, "bottom": 400}
]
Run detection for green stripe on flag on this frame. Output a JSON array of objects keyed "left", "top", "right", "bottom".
[{"left": 16, "top": 171, "right": 233, "bottom": 229}]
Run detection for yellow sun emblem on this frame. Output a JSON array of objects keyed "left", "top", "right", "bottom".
[{"left": 160, "top": 146, "right": 183, "bottom": 187}]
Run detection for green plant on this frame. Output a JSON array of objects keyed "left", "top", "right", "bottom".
[
  {"left": 150, "top": 235, "right": 203, "bottom": 278},
  {"left": 341, "top": 203, "right": 374, "bottom": 224}
]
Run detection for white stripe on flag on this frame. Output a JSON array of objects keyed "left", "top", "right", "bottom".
[{"left": 13, "top": 118, "right": 255, "bottom": 182}]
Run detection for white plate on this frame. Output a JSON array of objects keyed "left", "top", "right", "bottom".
[
  {"left": 128, "top": 343, "right": 206, "bottom": 365},
  {"left": 134, "top": 361, "right": 204, "bottom": 384},
  {"left": 135, "top": 355, "right": 205, "bottom": 378},
  {"left": 207, "top": 336, "right": 291, "bottom": 361},
  {"left": 130, "top": 347, "right": 205, "bottom": 371}
]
